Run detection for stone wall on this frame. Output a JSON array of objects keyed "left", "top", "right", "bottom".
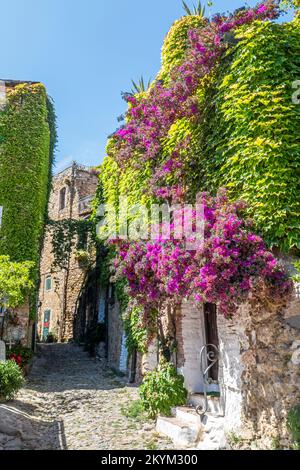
[
  {"left": 106, "top": 298, "right": 125, "bottom": 372},
  {"left": 38, "top": 163, "right": 98, "bottom": 342},
  {"left": 2, "top": 301, "right": 32, "bottom": 348},
  {"left": 235, "top": 288, "right": 300, "bottom": 448},
  {"left": 146, "top": 281, "right": 300, "bottom": 448},
  {"left": 187, "top": 288, "right": 300, "bottom": 448}
]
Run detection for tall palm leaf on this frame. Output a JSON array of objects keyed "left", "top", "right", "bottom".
[
  {"left": 131, "top": 76, "right": 152, "bottom": 94},
  {"left": 182, "top": 0, "right": 206, "bottom": 16}
]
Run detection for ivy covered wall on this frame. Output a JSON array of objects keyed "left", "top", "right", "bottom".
[
  {"left": 94, "top": 4, "right": 300, "bottom": 356},
  {"left": 196, "top": 20, "right": 300, "bottom": 251},
  {"left": 99, "top": 11, "right": 300, "bottom": 253},
  {"left": 0, "top": 82, "right": 56, "bottom": 304}
]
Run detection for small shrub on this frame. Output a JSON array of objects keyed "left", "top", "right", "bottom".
[
  {"left": 139, "top": 361, "right": 187, "bottom": 418},
  {"left": 121, "top": 400, "right": 145, "bottom": 421},
  {"left": 227, "top": 432, "right": 243, "bottom": 448},
  {"left": 287, "top": 405, "right": 300, "bottom": 450},
  {"left": 0, "top": 360, "right": 25, "bottom": 400}
]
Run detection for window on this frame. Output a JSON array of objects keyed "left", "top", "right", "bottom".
[
  {"left": 45, "top": 275, "right": 52, "bottom": 292},
  {"left": 59, "top": 187, "right": 66, "bottom": 211}
]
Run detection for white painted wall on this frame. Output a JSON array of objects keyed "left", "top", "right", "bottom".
[
  {"left": 119, "top": 332, "right": 128, "bottom": 373},
  {"left": 178, "top": 300, "right": 206, "bottom": 393}
]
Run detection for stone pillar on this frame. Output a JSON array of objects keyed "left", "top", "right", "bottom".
[{"left": 0, "top": 340, "right": 6, "bottom": 362}]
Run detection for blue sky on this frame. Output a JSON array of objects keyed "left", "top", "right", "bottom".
[{"left": 0, "top": 1, "right": 293, "bottom": 172}]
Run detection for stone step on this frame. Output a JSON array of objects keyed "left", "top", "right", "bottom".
[
  {"left": 172, "top": 406, "right": 202, "bottom": 427},
  {"left": 156, "top": 415, "right": 202, "bottom": 448},
  {"left": 188, "top": 393, "right": 223, "bottom": 416},
  {"left": 197, "top": 414, "right": 226, "bottom": 450}
]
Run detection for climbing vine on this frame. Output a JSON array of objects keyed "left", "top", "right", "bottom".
[
  {"left": 48, "top": 219, "right": 94, "bottom": 269},
  {"left": 113, "top": 190, "right": 292, "bottom": 321},
  {"left": 0, "top": 82, "right": 56, "bottom": 318},
  {"left": 0, "top": 83, "right": 55, "bottom": 267},
  {"left": 196, "top": 19, "right": 300, "bottom": 250},
  {"left": 95, "top": 1, "right": 298, "bottom": 352}
]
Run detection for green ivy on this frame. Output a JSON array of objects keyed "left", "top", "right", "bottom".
[
  {"left": 292, "top": 260, "right": 300, "bottom": 282},
  {"left": 195, "top": 20, "right": 300, "bottom": 251},
  {"left": 0, "top": 83, "right": 56, "bottom": 319},
  {"left": 0, "top": 83, "right": 54, "bottom": 266},
  {"left": 48, "top": 218, "right": 94, "bottom": 269},
  {"left": 159, "top": 15, "right": 206, "bottom": 82},
  {"left": 123, "top": 305, "right": 149, "bottom": 355}
]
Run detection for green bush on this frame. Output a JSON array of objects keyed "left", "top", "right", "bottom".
[
  {"left": 139, "top": 361, "right": 187, "bottom": 418},
  {"left": 287, "top": 405, "right": 300, "bottom": 450},
  {"left": 0, "top": 360, "right": 25, "bottom": 400},
  {"left": 121, "top": 399, "right": 146, "bottom": 421}
]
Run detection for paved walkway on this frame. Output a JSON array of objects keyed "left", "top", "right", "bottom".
[{"left": 0, "top": 344, "right": 173, "bottom": 450}]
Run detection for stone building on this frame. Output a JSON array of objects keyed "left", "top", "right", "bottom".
[{"left": 38, "top": 163, "right": 98, "bottom": 343}]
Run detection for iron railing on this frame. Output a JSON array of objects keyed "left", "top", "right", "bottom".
[{"left": 196, "top": 343, "right": 219, "bottom": 418}]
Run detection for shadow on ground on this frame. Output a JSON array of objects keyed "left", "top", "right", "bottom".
[
  {"left": 25, "top": 343, "right": 127, "bottom": 394},
  {"left": 0, "top": 404, "right": 66, "bottom": 450}
]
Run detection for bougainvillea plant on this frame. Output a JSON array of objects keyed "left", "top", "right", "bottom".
[
  {"left": 112, "top": 1, "right": 281, "bottom": 203},
  {"left": 113, "top": 191, "right": 292, "bottom": 320}
]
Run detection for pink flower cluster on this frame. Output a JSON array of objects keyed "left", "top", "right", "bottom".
[
  {"left": 114, "top": 191, "right": 292, "bottom": 318},
  {"left": 113, "top": 1, "right": 281, "bottom": 202}
]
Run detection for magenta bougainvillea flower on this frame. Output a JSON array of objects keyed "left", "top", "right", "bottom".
[
  {"left": 113, "top": 191, "right": 292, "bottom": 319},
  {"left": 108, "top": 2, "right": 288, "bottom": 324},
  {"left": 112, "top": 1, "right": 281, "bottom": 203}
]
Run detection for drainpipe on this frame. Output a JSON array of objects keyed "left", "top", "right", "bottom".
[{"left": 60, "top": 162, "right": 77, "bottom": 342}]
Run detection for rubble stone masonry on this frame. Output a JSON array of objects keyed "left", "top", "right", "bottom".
[{"left": 38, "top": 164, "right": 98, "bottom": 343}]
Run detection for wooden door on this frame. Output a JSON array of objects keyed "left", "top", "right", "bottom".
[
  {"left": 204, "top": 303, "right": 219, "bottom": 382},
  {"left": 43, "top": 310, "right": 51, "bottom": 341}
]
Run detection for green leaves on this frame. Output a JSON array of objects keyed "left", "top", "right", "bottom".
[
  {"left": 0, "top": 256, "right": 34, "bottom": 308},
  {"left": 287, "top": 405, "right": 300, "bottom": 450},
  {"left": 139, "top": 361, "right": 188, "bottom": 418},
  {"left": 0, "top": 360, "right": 25, "bottom": 400},
  {"left": 196, "top": 21, "right": 300, "bottom": 252},
  {"left": 182, "top": 0, "right": 206, "bottom": 17},
  {"left": 0, "top": 83, "right": 54, "bottom": 279},
  {"left": 131, "top": 76, "right": 152, "bottom": 95}
]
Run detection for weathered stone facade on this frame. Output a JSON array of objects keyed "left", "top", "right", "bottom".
[
  {"left": 38, "top": 163, "right": 98, "bottom": 343},
  {"left": 98, "top": 293, "right": 129, "bottom": 374},
  {"left": 1, "top": 302, "right": 33, "bottom": 348},
  {"left": 142, "top": 273, "right": 300, "bottom": 448}
]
